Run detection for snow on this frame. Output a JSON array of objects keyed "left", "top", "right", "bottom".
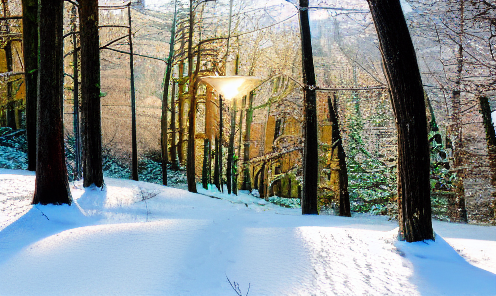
[{"left": 0, "top": 169, "right": 495, "bottom": 295}]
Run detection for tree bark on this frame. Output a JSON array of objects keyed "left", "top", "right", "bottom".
[
  {"left": 80, "top": 0, "right": 104, "bottom": 188},
  {"left": 242, "top": 91, "right": 254, "bottom": 191},
  {"left": 328, "top": 95, "right": 351, "bottom": 217},
  {"left": 451, "top": 0, "right": 468, "bottom": 223},
  {"left": 214, "top": 136, "right": 220, "bottom": 191},
  {"left": 299, "top": 0, "right": 319, "bottom": 215},
  {"left": 161, "top": 0, "right": 177, "bottom": 186},
  {"left": 33, "top": 0, "right": 72, "bottom": 205},
  {"left": 22, "top": 0, "right": 38, "bottom": 171},
  {"left": 367, "top": 0, "right": 433, "bottom": 242},
  {"left": 170, "top": 80, "right": 179, "bottom": 170},
  {"left": 227, "top": 101, "right": 236, "bottom": 194},
  {"left": 177, "top": 61, "right": 185, "bottom": 165}
]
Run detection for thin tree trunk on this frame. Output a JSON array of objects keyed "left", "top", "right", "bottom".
[
  {"left": 33, "top": 0, "right": 72, "bottom": 205},
  {"left": 178, "top": 61, "right": 185, "bottom": 165},
  {"left": 329, "top": 95, "right": 351, "bottom": 217},
  {"left": 170, "top": 80, "right": 179, "bottom": 170},
  {"left": 80, "top": 0, "right": 104, "bottom": 188},
  {"left": 202, "top": 85, "right": 214, "bottom": 188},
  {"left": 128, "top": 4, "right": 138, "bottom": 181},
  {"left": 227, "top": 101, "right": 236, "bottom": 194},
  {"left": 242, "top": 91, "right": 254, "bottom": 191},
  {"left": 161, "top": 0, "right": 177, "bottom": 186},
  {"left": 219, "top": 95, "right": 224, "bottom": 192},
  {"left": 367, "top": 0, "right": 433, "bottom": 242},
  {"left": 234, "top": 97, "right": 244, "bottom": 195},
  {"left": 299, "top": 0, "right": 319, "bottom": 215},
  {"left": 72, "top": 6, "right": 81, "bottom": 180},
  {"left": 214, "top": 136, "right": 220, "bottom": 191},
  {"left": 451, "top": 0, "right": 468, "bottom": 223},
  {"left": 22, "top": 0, "right": 38, "bottom": 171}
]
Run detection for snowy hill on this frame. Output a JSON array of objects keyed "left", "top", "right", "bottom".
[{"left": 0, "top": 169, "right": 495, "bottom": 295}]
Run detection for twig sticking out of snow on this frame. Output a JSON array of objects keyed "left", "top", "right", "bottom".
[
  {"left": 226, "top": 275, "right": 250, "bottom": 296},
  {"left": 34, "top": 205, "right": 49, "bottom": 220}
]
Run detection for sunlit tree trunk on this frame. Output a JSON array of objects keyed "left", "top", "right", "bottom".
[
  {"left": 367, "top": 0, "right": 433, "bottom": 242},
  {"left": 299, "top": 0, "right": 319, "bottom": 214},
  {"left": 33, "top": 0, "right": 72, "bottom": 205},
  {"left": 170, "top": 80, "right": 179, "bottom": 170},
  {"left": 178, "top": 61, "right": 185, "bottom": 165},
  {"left": 22, "top": 0, "right": 38, "bottom": 171},
  {"left": 80, "top": 0, "right": 103, "bottom": 188}
]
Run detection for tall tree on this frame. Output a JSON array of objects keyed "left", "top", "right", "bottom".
[
  {"left": 367, "top": 0, "right": 433, "bottom": 242},
  {"left": 328, "top": 95, "right": 351, "bottom": 217},
  {"left": 299, "top": 0, "right": 319, "bottom": 214},
  {"left": 80, "top": 0, "right": 104, "bottom": 188},
  {"left": 33, "top": 0, "right": 72, "bottom": 205},
  {"left": 161, "top": 0, "right": 178, "bottom": 186},
  {"left": 21, "top": 0, "right": 38, "bottom": 171}
]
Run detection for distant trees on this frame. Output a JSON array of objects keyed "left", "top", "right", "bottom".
[
  {"left": 80, "top": 0, "right": 104, "bottom": 188},
  {"left": 367, "top": 0, "right": 433, "bottom": 242},
  {"left": 32, "top": 0, "right": 72, "bottom": 205}
]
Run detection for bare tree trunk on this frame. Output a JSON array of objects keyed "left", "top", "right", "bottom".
[
  {"left": 22, "top": 0, "right": 38, "bottom": 171},
  {"left": 219, "top": 95, "right": 224, "bottom": 192},
  {"left": 329, "top": 95, "right": 351, "bottom": 217},
  {"left": 214, "top": 136, "right": 220, "bottom": 191},
  {"left": 80, "top": 0, "right": 104, "bottom": 188},
  {"left": 480, "top": 96, "right": 496, "bottom": 201},
  {"left": 450, "top": 0, "right": 468, "bottom": 223},
  {"left": 299, "top": 0, "right": 319, "bottom": 214},
  {"left": 227, "top": 101, "right": 236, "bottom": 194},
  {"left": 202, "top": 85, "right": 213, "bottom": 189},
  {"left": 367, "top": 0, "right": 433, "bottom": 242},
  {"left": 170, "top": 80, "right": 179, "bottom": 170},
  {"left": 242, "top": 91, "right": 254, "bottom": 191},
  {"left": 161, "top": 0, "right": 177, "bottom": 186},
  {"left": 71, "top": 6, "right": 81, "bottom": 181},
  {"left": 33, "top": 0, "right": 72, "bottom": 205},
  {"left": 178, "top": 61, "right": 185, "bottom": 165}
]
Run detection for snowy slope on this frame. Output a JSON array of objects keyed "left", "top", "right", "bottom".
[{"left": 0, "top": 169, "right": 495, "bottom": 296}]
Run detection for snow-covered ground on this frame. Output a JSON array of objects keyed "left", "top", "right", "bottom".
[{"left": 0, "top": 169, "right": 495, "bottom": 296}]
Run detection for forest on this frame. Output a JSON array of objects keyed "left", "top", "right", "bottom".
[{"left": 0, "top": 0, "right": 496, "bottom": 294}]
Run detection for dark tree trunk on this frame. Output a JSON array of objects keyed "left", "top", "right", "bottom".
[
  {"left": 299, "top": 0, "right": 319, "bottom": 215},
  {"left": 367, "top": 0, "right": 433, "bottom": 242},
  {"left": 80, "top": 0, "right": 103, "bottom": 188},
  {"left": 227, "top": 102, "right": 236, "bottom": 195},
  {"left": 328, "top": 95, "right": 351, "bottom": 217},
  {"left": 170, "top": 80, "right": 179, "bottom": 170},
  {"left": 71, "top": 6, "right": 81, "bottom": 180},
  {"left": 480, "top": 96, "right": 496, "bottom": 189},
  {"left": 33, "top": 0, "right": 72, "bottom": 205},
  {"left": 128, "top": 5, "right": 138, "bottom": 181},
  {"left": 161, "top": 0, "right": 177, "bottom": 186},
  {"left": 214, "top": 136, "right": 220, "bottom": 191},
  {"left": 202, "top": 138, "right": 210, "bottom": 189},
  {"left": 22, "top": 0, "right": 38, "bottom": 171},
  {"left": 242, "top": 91, "right": 254, "bottom": 191},
  {"left": 219, "top": 95, "right": 224, "bottom": 192}
]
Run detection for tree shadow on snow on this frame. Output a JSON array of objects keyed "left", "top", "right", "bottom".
[{"left": 395, "top": 234, "right": 496, "bottom": 295}]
